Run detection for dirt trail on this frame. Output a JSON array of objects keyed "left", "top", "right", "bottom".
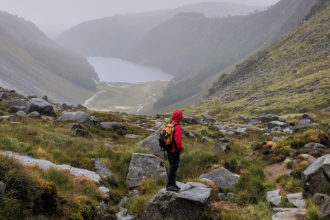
[{"left": 265, "top": 159, "right": 291, "bottom": 195}]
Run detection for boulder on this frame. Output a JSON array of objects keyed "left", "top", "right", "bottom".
[
  {"left": 202, "top": 114, "right": 215, "bottom": 123},
  {"left": 95, "top": 159, "right": 114, "bottom": 179},
  {"left": 142, "top": 182, "right": 212, "bottom": 220},
  {"left": 182, "top": 116, "right": 201, "bottom": 125},
  {"left": 300, "top": 154, "right": 316, "bottom": 164},
  {"left": 304, "top": 143, "right": 329, "bottom": 151},
  {"left": 0, "top": 92, "right": 10, "bottom": 100},
  {"left": 0, "top": 115, "right": 15, "bottom": 120},
  {"left": 98, "top": 186, "right": 110, "bottom": 200},
  {"left": 0, "top": 181, "right": 6, "bottom": 195},
  {"left": 272, "top": 208, "right": 306, "bottom": 220},
  {"left": 71, "top": 129, "right": 93, "bottom": 139},
  {"left": 58, "top": 111, "right": 99, "bottom": 126},
  {"left": 6, "top": 99, "right": 27, "bottom": 113},
  {"left": 313, "top": 193, "right": 330, "bottom": 218},
  {"left": 28, "top": 111, "right": 41, "bottom": 119},
  {"left": 200, "top": 167, "right": 240, "bottom": 189},
  {"left": 16, "top": 111, "right": 27, "bottom": 117},
  {"left": 259, "top": 114, "right": 279, "bottom": 123},
  {"left": 139, "top": 125, "right": 164, "bottom": 157},
  {"left": 267, "top": 189, "right": 281, "bottom": 207},
  {"left": 100, "top": 122, "right": 127, "bottom": 135},
  {"left": 212, "top": 142, "right": 230, "bottom": 152},
  {"left": 27, "top": 98, "right": 54, "bottom": 115},
  {"left": 68, "top": 123, "right": 83, "bottom": 130},
  {"left": 218, "top": 193, "right": 226, "bottom": 200},
  {"left": 295, "top": 119, "right": 312, "bottom": 131},
  {"left": 227, "top": 192, "right": 240, "bottom": 200},
  {"left": 235, "top": 127, "right": 246, "bottom": 134},
  {"left": 126, "top": 153, "right": 167, "bottom": 188},
  {"left": 59, "top": 103, "right": 73, "bottom": 111},
  {"left": 287, "top": 193, "right": 305, "bottom": 208},
  {"left": 268, "top": 121, "right": 288, "bottom": 130},
  {"left": 301, "top": 154, "right": 330, "bottom": 195}
]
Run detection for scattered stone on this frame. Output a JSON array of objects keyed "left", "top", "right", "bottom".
[
  {"left": 272, "top": 208, "right": 306, "bottom": 220},
  {"left": 201, "top": 129, "right": 208, "bottom": 136},
  {"left": 142, "top": 182, "right": 212, "bottom": 220},
  {"left": 26, "top": 98, "right": 54, "bottom": 115},
  {"left": 139, "top": 125, "right": 164, "bottom": 157},
  {"left": 182, "top": 116, "right": 201, "bottom": 125},
  {"left": 268, "top": 121, "right": 288, "bottom": 130},
  {"left": 212, "top": 142, "right": 230, "bottom": 152},
  {"left": 96, "top": 201, "right": 111, "bottom": 219},
  {"left": 301, "top": 154, "right": 330, "bottom": 195},
  {"left": 58, "top": 111, "right": 99, "bottom": 126},
  {"left": 0, "top": 92, "right": 10, "bottom": 100},
  {"left": 300, "top": 154, "right": 316, "bottom": 164},
  {"left": 126, "top": 153, "right": 167, "bottom": 188},
  {"left": 42, "top": 116, "right": 54, "bottom": 120},
  {"left": 16, "top": 110, "right": 27, "bottom": 117},
  {"left": 95, "top": 159, "right": 114, "bottom": 179},
  {"left": 202, "top": 114, "right": 215, "bottom": 123},
  {"left": 287, "top": 193, "right": 305, "bottom": 208},
  {"left": 283, "top": 127, "right": 294, "bottom": 134},
  {"left": 98, "top": 186, "right": 110, "bottom": 200},
  {"left": 235, "top": 127, "right": 246, "bottom": 134},
  {"left": 295, "top": 119, "right": 313, "bottom": 131},
  {"left": 0, "top": 110, "right": 3, "bottom": 115},
  {"left": 200, "top": 167, "right": 240, "bottom": 189},
  {"left": 6, "top": 99, "right": 27, "bottom": 113},
  {"left": 267, "top": 189, "right": 281, "bottom": 207},
  {"left": 100, "top": 122, "right": 127, "bottom": 135},
  {"left": 304, "top": 143, "right": 329, "bottom": 151},
  {"left": 71, "top": 129, "right": 93, "bottom": 139},
  {"left": 28, "top": 111, "right": 41, "bottom": 119},
  {"left": 0, "top": 115, "right": 15, "bottom": 120},
  {"left": 227, "top": 193, "right": 240, "bottom": 200},
  {"left": 313, "top": 193, "right": 330, "bottom": 218},
  {"left": 259, "top": 114, "right": 279, "bottom": 123},
  {"left": 105, "top": 144, "right": 114, "bottom": 152},
  {"left": 301, "top": 114, "right": 316, "bottom": 122},
  {"left": 320, "top": 107, "right": 330, "bottom": 112},
  {"left": 0, "top": 181, "right": 6, "bottom": 195},
  {"left": 125, "top": 134, "right": 142, "bottom": 139},
  {"left": 218, "top": 193, "right": 226, "bottom": 200},
  {"left": 59, "top": 103, "right": 72, "bottom": 110}
]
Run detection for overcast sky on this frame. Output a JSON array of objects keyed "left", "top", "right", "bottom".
[{"left": 0, "top": 0, "right": 280, "bottom": 35}]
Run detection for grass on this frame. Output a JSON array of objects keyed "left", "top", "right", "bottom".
[{"left": 276, "top": 175, "right": 303, "bottom": 193}]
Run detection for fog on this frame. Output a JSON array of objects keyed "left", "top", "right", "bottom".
[{"left": 0, "top": 0, "right": 279, "bottom": 36}]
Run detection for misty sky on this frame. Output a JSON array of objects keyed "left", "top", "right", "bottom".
[{"left": 0, "top": 0, "right": 280, "bottom": 35}]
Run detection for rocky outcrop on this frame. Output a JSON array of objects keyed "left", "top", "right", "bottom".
[
  {"left": 100, "top": 122, "right": 127, "bottom": 135},
  {"left": 58, "top": 111, "right": 99, "bottom": 126},
  {"left": 16, "top": 111, "right": 27, "bottom": 117},
  {"left": 71, "top": 129, "right": 93, "bottom": 139},
  {"left": 126, "top": 153, "right": 167, "bottom": 188},
  {"left": 272, "top": 208, "right": 306, "bottom": 220},
  {"left": 6, "top": 99, "right": 27, "bottom": 113},
  {"left": 267, "top": 189, "right": 281, "bottom": 207},
  {"left": 268, "top": 121, "right": 288, "bottom": 130},
  {"left": 202, "top": 114, "right": 215, "bottom": 123},
  {"left": 26, "top": 98, "right": 54, "bottom": 115},
  {"left": 139, "top": 125, "right": 164, "bottom": 157},
  {"left": 259, "top": 114, "right": 279, "bottom": 123},
  {"left": 95, "top": 159, "right": 114, "bottom": 179},
  {"left": 28, "top": 111, "right": 41, "bottom": 119},
  {"left": 287, "top": 193, "right": 305, "bottom": 208},
  {"left": 301, "top": 154, "right": 330, "bottom": 194},
  {"left": 200, "top": 167, "right": 240, "bottom": 189},
  {"left": 313, "top": 193, "right": 330, "bottom": 218},
  {"left": 295, "top": 119, "right": 313, "bottom": 131},
  {"left": 182, "top": 116, "right": 201, "bottom": 125},
  {"left": 142, "top": 182, "right": 212, "bottom": 220}
]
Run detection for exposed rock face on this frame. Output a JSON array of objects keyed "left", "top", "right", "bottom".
[
  {"left": 313, "top": 193, "right": 330, "bottom": 218},
  {"left": 139, "top": 125, "right": 164, "bottom": 157},
  {"left": 100, "top": 122, "right": 127, "bottom": 135},
  {"left": 58, "top": 111, "right": 99, "bottom": 126},
  {"left": 182, "top": 116, "right": 201, "bottom": 125},
  {"left": 259, "top": 114, "right": 279, "bottom": 123},
  {"left": 272, "top": 208, "right": 306, "bottom": 220},
  {"left": 301, "top": 154, "right": 330, "bottom": 195},
  {"left": 126, "top": 153, "right": 167, "bottom": 188},
  {"left": 267, "top": 189, "right": 281, "bottom": 207},
  {"left": 27, "top": 98, "right": 54, "bottom": 115},
  {"left": 295, "top": 119, "right": 313, "bottom": 131},
  {"left": 287, "top": 193, "right": 305, "bottom": 208},
  {"left": 142, "top": 182, "right": 212, "bottom": 220},
  {"left": 28, "top": 111, "right": 41, "bottom": 119},
  {"left": 71, "top": 129, "right": 93, "bottom": 139},
  {"left": 200, "top": 167, "right": 240, "bottom": 189},
  {"left": 16, "top": 110, "right": 27, "bottom": 117},
  {"left": 95, "top": 159, "right": 114, "bottom": 179},
  {"left": 202, "top": 114, "right": 215, "bottom": 123},
  {"left": 268, "top": 121, "right": 288, "bottom": 130},
  {"left": 6, "top": 99, "right": 27, "bottom": 113}
]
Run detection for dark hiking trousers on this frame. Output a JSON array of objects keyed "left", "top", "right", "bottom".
[{"left": 167, "top": 151, "right": 180, "bottom": 187}]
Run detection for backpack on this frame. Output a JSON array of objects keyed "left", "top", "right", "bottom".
[{"left": 159, "top": 123, "right": 178, "bottom": 152}]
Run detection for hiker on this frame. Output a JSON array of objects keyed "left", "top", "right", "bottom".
[{"left": 166, "top": 110, "right": 184, "bottom": 192}]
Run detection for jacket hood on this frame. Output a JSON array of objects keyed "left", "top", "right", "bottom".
[{"left": 172, "top": 110, "right": 182, "bottom": 124}]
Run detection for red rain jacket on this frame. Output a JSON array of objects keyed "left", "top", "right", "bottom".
[{"left": 170, "top": 110, "right": 184, "bottom": 153}]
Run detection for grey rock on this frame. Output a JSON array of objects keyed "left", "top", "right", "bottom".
[
  {"left": 272, "top": 208, "right": 306, "bottom": 220},
  {"left": 235, "top": 127, "right": 246, "bottom": 134},
  {"left": 304, "top": 143, "right": 329, "bottom": 151},
  {"left": 100, "top": 122, "right": 127, "bottom": 135},
  {"left": 68, "top": 123, "right": 83, "bottom": 130},
  {"left": 283, "top": 127, "right": 294, "bottom": 134},
  {"left": 320, "top": 107, "right": 330, "bottom": 112},
  {"left": 259, "top": 114, "right": 279, "bottom": 123},
  {"left": 95, "top": 159, "right": 114, "bottom": 179},
  {"left": 218, "top": 193, "right": 226, "bottom": 200},
  {"left": 126, "top": 153, "right": 167, "bottom": 188},
  {"left": 227, "top": 192, "right": 240, "bottom": 200},
  {"left": 58, "top": 111, "right": 99, "bottom": 126},
  {"left": 212, "top": 142, "right": 230, "bottom": 152},
  {"left": 287, "top": 193, "right": 305, "bottom": 208},
  {"left": 98, "top": 186, "right": 110, "bottom": 200},
  {"left": 105, "top": 144, "right": 114, "bottom": 152},
  {"left": 268, "top": 121, "right": 288, "bottom": 130},
  {"left": 142, "top": 182, "right": 212, "bottom": 220},
  {"left": 202, "top": 114, "right": 215, "bottom": 123},
  {"left": 0, "top": 110, "right": 3, "bottom": 115},
  {"left": 6, "top": 99, "right": 27, "bottom": 113},
  {"left": 313, "top": 193, "right": 330, "bottom": 217},
  {"left": 27, "top": 98, "right": 54, "bottom": 115},
  {"left": 300, "top": 154, "right": 316, "bottom": 164},
  {"left": 301, "top": 114, "right": 316, "bottom": 122},
  {"left": 295, "top": 119, "right": 312, "bottom": 131},
  {"left": 59, "top": 103, "right": 72, "bottom": 110},
  {"left": 0, "top": 92, "right": 10, "bottom": 99},
  {"left": 267, "top": 189, "right": 281, "bottom": 207},
  {"left": 201, "top": 129, "right": 208, "bottom": 136},
  {"left": 28, "top": 111, "right": 41, "bottom": 119},
  {"left": 42, "top": 116, "right": 54, "bottom": 120},
  {"left": 182, "top": 116, "right": 201, "bottom": 125},
  {"left": 0, "top": 115, "right": 15, "bottom": 120},
  {"left": 71, "top": 129, "right": 93, "bottom": 139},
  {"left": 279, "top": 118, "right": 288, "bottom": 123},
  {"left": 16, "top": 111, "right": 27, "bottom": 117},
  {"left": 301, "top": 154, "right": 330, "bottom": 195},
  {"left": 139, "top": 124, "right": 164, "bottom": 157},
  {"left": 200, "top": 167, "right": 240, "bottom": 189},
  {"left": 96, "top": 201, "right": 111, "bottom": 220},
  {"left": 0, "top": 181, "right": 6, "bottom": 195}
]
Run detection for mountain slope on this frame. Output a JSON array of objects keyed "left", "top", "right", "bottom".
[
  {"left": 57, "top": 2, "right": 262, "bottom": 58},
  {"left": 0, "top": 12, "right": 98, "bottom": 104},
  {"left": 198, "top": 0, "right": 330, "bottom": 116}
]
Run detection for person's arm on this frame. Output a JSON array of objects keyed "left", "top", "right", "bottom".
[{"left": 174, "top": 126, "right": 184, "bottom": 153}]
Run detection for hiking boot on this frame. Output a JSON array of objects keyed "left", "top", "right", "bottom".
[
  {"left": 166, "top": 186, "right": 180, "bottom": 192},
  {"left": 174, "top": 184, "right": 181, "bottom": 191}
]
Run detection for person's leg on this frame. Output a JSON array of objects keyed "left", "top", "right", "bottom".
[
  {"left": 167, "top": 152, "right": 175, "bottom": 188},
  {"left": 172, "top": 152, "right": 180, "bottom": 187}
]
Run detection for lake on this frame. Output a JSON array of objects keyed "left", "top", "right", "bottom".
[{"left": 87, "top": 57, "right": 173, "bottom": 83}]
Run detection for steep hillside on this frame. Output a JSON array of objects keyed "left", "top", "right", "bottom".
[
  {"left": 151, "top": 0, "right": 319, "bottom": 111},
  {"left": 57, "top": 2, "right": 262, "bottom": 58},
  {"left": 194, "top": 0, "right": 330, "bottom": 117},
  {"left": 0, "top": 12, "right": 98, "bottom": 104}
]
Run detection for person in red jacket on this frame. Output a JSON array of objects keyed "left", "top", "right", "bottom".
[{"left": 166, "top": 110, "right": 184, "bottom": 192}]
